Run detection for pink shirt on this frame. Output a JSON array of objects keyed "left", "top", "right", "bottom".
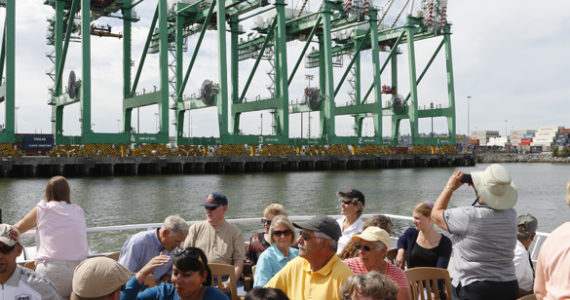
[
  {"left": 343, "top": 257, "right": 409, "bottom": 292},
  {"left": 535, "top": 222, "right": 570, "bottom": 299},
  {"left": 35, "top": 200, "right": 89, "bottom": 261}
]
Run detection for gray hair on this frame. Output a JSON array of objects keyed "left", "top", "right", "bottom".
[
  {"left": 340, "top": 271, "right": 399, "bottom": 300},
  {"left": 314, "top": 231, "right": 338, "bottom": 252},
  {"left": 162, "top": 215, "right": 188, "bottom": 236}
]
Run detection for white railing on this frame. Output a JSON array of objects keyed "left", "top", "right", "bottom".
[{"left": 20, "top": 213, "right": 548, "bottom": 264}]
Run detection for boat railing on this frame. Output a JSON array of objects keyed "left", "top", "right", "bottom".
[{"left": 19, "top": 213, "right": 548, "bottom": 264}]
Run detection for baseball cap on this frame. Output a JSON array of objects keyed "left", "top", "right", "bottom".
[
  {"left": 293, "top": 216, "right": 342, "bottom": 241},
  {"left": 0, "top": 224, "right": 20, "bottom": 247},
  {"left": 352, "top": 226, "right": 390, "bottom": 248},
  {"left": 517, "top": 213, "right": 538, "bottom": 239},
  {"left": 200, "top": 193, "right": 228, "bottom": 208},
  {"left": 337, "top": 189, "right": 365, "bottom": 206},
  {"left": 70, "top": 257, "right": 131, "bottom": 300}
]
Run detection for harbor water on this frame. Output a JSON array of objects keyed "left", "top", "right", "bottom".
[{"left": 1, "top": 163, "right": 568, "bottom": 254}]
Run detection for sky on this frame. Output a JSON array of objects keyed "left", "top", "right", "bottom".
[{"left": 4, "top": 0, "right": 570, "bottom": 139}]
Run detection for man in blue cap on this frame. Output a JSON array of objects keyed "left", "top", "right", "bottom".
[{"left": 183, "top": 193, "right": 245, "bottom": 294}]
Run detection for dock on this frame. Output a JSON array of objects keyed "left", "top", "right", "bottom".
[{"left": 1, "top": 154, "right": 476, "bottom": 177}]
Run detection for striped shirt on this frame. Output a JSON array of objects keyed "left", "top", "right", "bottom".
[{"left": 343, "top": 257, "right": 409, "bottom": 292}]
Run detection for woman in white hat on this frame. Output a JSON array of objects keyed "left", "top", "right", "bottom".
[{"left": 431, "top": 164, "right": 519, "bottom": 300}]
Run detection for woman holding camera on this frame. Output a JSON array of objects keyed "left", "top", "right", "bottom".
[{"left": 431, "top": 164, "right": 519, "bottom": 300}]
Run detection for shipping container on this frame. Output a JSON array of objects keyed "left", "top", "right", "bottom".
[
  {"left": 468, "top": 139, "right": 479, "bottom": 145},
  {"left": 560, "top": 128, "right": 570, "bottom": 134},
  {"left": 22, "top": 135, "right": 55, "bottom": 150}
]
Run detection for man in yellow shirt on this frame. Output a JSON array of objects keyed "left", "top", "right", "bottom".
[{"left": 266, "top": 216, "right": 353, "bottom": 299}]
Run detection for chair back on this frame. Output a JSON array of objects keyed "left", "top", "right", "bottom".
[
  {"left": 23, "top": 261, "right": 36, "bottom": 270},
  {"left": 405, "top": 267, "right": 452, "bottom": 300},
  {"left": 518, "top": 294, "right": 537, "bottom": 300},
  {"left": 386, "top": 248, "right": 406, "bottom": 269},
  {"left": 105, "top": 251, "right": 120, "bottom": 261},
  {"left": 209, "top": 263, "right": 238, "bottom": 300},
  {"left": 143, "top": 274, "right": 156, "bottom": 288}
]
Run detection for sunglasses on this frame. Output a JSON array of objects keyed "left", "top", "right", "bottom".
[
  {"left": 261, "top": 218, "right": 272, "bottom": 225},
  {"left": 272, "top": 230, "right": 293, "bottom": 237},
  {"left": 0, "top": 244, "right": 16, "bottom": 254},
  {"left": 173, "top": 248, "right": 205, "bottom": 266},
  {"left": 205, "top": 206, "right": 219, "bottom": 211},
  {"left": 354, "top": 242, "right": 374, "bottom": 252},
  {"left": 338, "top": 198, "right": 355, "bottom": 206},
  {"left": 299, "top": 230, "right": 312, "bottom": 241}
]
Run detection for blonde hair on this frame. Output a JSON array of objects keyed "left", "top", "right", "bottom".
[
  {"left": 413, "top": 203, "right": 432, "bottom": 218},
  {"left": 264, "top": 203, "right": 286, "bottom": 218},
  {"left": 268, "top": 215, "right": 297, "bottom": 246}
]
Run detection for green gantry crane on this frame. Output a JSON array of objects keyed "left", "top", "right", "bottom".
[{"left": 40, "top": 0, "right": 455, "bottom": 147}]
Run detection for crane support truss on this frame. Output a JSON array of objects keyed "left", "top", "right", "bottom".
[{"left": 36, "top": 0, "right": 455, "bottom": 146}]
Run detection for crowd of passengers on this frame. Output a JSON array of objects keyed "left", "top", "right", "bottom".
[{"left": 1, "top": 164, "right": 569, "bottom": 300}]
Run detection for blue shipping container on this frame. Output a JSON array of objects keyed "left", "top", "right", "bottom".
[
  {"left": 22, "top": 135, "right": 54, "bottom": 150},
  {"left": 523, "top": 133, "right": 534, "bottom": 139}
]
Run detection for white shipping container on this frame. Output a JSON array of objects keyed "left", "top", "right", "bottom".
[{"left": 537, "top": 126, "right": 560, "bottom": 132}]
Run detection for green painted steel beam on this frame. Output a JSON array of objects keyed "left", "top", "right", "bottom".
[
  {"left": 0, "top": 0, "right": 15, "bottom": 142},
  {"left": 131, "top": 5, "right": 158, "bottom": 96},
  {"left": 124, "top": 92, "right": 162, "bottom": 109},
  {"left": 233, "top": 99, "right": 277, "bottom": 113},
  {"left": 335, "top": 104, "right": 377, "bottom": 115}
]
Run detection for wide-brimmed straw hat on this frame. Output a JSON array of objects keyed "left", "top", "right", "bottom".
[{"left": 472, "top": 164, "right": 517, "bottom": 210}]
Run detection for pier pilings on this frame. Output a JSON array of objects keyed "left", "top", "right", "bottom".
[{"left": 0, "top": 154, "right": 476, "bottom": 178}]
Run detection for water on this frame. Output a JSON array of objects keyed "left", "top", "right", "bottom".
[{"left": 1, "top": 163, "right": 568, "bottom": 253}]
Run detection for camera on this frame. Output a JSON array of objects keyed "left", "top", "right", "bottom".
[{"left": 460, "top": 174, "right": 473, "bottom": 185}]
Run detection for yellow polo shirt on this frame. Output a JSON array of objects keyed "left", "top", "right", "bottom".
[{"left": 265, "top": 255, "right": 353, "bottom": 299}]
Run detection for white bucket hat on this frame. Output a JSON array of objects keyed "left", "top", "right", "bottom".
[{"left": 472, "top": 164, "right": 517, "bottom": 210}]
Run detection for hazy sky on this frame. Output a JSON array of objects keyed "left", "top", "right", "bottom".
[{"left": 5, "top": 0, "right": 570, "bottom": 138}]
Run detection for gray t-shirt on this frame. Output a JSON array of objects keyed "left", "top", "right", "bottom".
[{"left": 444, "top": 204, "right": 517, "bottom": 287}]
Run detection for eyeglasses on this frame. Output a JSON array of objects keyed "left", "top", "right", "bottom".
[
  {"left": 261, "top": 218, "right": 272, "bottom": 226},
  {"left": 354, "top": 242, "right": 374, "bottom": 252},
  {"left": 205, "top": 205, "right": 219, "bottom": 211},
  {"left": 0, "top": 244, "right": 16, "bottom": 254},
  {"left": 273, "top": 230, "right": 293, "bottom": 237},
  {"left": 299, "top": 230, "right": 312, "bottom": 241},
  {"left": 338, "top": 198, "right": 355, "bottom": 206}
]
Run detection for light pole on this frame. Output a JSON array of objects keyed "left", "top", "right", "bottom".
[
  {"left": 260, "top": 113, "right": 263, "bottom": 136},
  {"left": 466, "top": 96, "right": 471, "bottom": 137},
  {"left": 14, "top": 106, "right": 19, "bottom": 133},
  {"left": 504, "top": 120, "right": 508, "bottom": 138},
  {"left": 154, "top": 113, "right": 159, "bottom": 132}
]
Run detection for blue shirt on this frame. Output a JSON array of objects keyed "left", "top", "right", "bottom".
[
  {"left": 118, "top": 229, "right": 172, "bottom": 281},
  {"left": 253, "top": 245, "right": 299, "bottom": 287},
  {"left": 121, "top": 275, "right": 229, "bottom": 300}
]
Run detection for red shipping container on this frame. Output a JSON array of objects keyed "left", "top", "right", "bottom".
[
  {"left": 560, "top": 128, "right": 570, "bottom": 134},
  {"left": 468, "top": 139, "right": 479, "bottom": 145}
]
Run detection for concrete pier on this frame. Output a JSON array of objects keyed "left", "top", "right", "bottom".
[{"left": 0, "top": 154, "right": 476, "bottom": 178}]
